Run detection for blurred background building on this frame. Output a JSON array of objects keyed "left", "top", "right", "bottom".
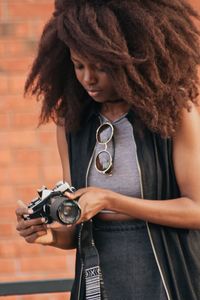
[
  {"left": 0, "top": 1, "right": 74, "bottom": 299},
  {"left": 0, "top": 0, "right": 199, "bottom": 299}
]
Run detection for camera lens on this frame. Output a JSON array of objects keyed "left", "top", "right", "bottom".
[
  {"left": 49, "top": 195, "right": 81, "bottom": 225},
  {"left": 58, "top": 200, "right": 81, "bottom": 224}
]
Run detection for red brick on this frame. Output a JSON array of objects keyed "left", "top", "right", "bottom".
[
  {"left": 17, "top": 293, "right": 70, "bottom": 300},
  {"left": 19, "top": 255, "right": 68, "bottom": 273},
  {"left": 15, "top": 184, "right": 40, "bottom": 203},
  {"left": 42, "top": 149, "right": 60, "bottom": 166},
  {"left": 0, "top": 240, "right": 18, "bottom": 257},
  {"left": 0, "top": 113, "right": 10, "bottom": 130},
  {"left": 0, "top": 204, "right": 17, "bottom": 221},
  {"left": 0, "top": 39, "right": 34, "bottom": 57},
  {"left": 8, "top": 166, "right": 41, "bottom": 185},
  {"left": 13, "top": 21, "right": 31, "bottom": 39},
  {"left": 0, "top": 239, "right": 42, "bottom": 258},
  {"left": 30, "top": 20, "right": 52, "bottom": 39},
  {"left": 9, "top": 20, "right": 47, "bottom": 40},
  {"left": 8, "top": 75, "right": 26, "bottom": 94},
  {"left": 0, "top": 297, "right": 18, "bottom": 300},
  {"left": 0, "top": 95, "right": 40, "bottom": 113},
  {"left": 42, "top": 166, "right": 62, "bottom": 183},
  {"left": 0, "top": 22, "right": 13, "bottom": 37},
  {"left": 0, "top": 57, "right": 34, "bottom": 73},
  {"left": 0, "top": 223, "right": 15, "bottom": 237},
  {"left": 0, "top": 41, "right": 5, "bottom": 57},
  {"left": 0, "top": 272, "right": 69, "bottom": 282},
  {"left": 0, "top": 166, "right": 9, "bottom": 184},
  {"left": 0, "top": 75, "right": 9, "bottom": 94},
  {"left": 9, "top": 131, "right": 38, "bottom": 147},
  {"left": 0, "top": 184, "right": 15, "bottom": 203},
  {"left": 10, "top": 112, "right": 38, "bottom": 129},
  {"left": 0, "top": 0, "right": 74, "bottom": 287},
  {"left": 13, "top": 148, "right": 42, "bottom": 165},
  {"left": 0, "top": 148, "right": 12, "bottom": 165},
  {"left": 0, "top": 258, "right": 16, "bottom": 274},
  {"left": 38, "top": 130, "right": 57, "bottom": 147},
  {"left": 8, "top": 1, "right": 54, "bottom": 20}
]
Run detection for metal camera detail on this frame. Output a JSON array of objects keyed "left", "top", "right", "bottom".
[{"left": 23, "top": 181, "right": 81, "bottom": 225}]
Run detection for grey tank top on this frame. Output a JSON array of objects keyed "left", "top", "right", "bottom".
[{"left": 88, "top": 114, "right": 141, "bottom": 213}]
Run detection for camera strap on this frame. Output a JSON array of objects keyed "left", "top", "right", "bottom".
[{"left": 81, "top": 220, "right": 108, "bottom": 300}]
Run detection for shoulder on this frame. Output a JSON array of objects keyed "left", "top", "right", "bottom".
[
  {"left": 173, "top": 102, "right": 200, "bottom": 148},
  {"left": 171, "top": 102, "right": 200, "bottom": 201}
]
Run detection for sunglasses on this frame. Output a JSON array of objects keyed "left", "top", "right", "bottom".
[{"left": 95, "top": 122, "right": 114, "bottom": 175}]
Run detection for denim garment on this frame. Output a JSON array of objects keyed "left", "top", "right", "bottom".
[{"left": 93, "top": 219, "right": 168, "bottom": 300}]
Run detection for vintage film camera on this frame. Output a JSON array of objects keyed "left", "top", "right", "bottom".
[{"left": 23, "top": 181, "right": 81, "bottom": 225}]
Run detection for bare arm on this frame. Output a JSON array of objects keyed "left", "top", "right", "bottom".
[
  {"left": 50, "top": 124, "right": 77, "bottom": 249},
  {"left": 16, "top": 124, "right": 77, "bottom": 249},
  {"left": 67, "top": 104, "right": 200, "bottom": 229}
]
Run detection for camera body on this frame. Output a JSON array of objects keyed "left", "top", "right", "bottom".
[{"left": 24, "top": 181, "right": 81, "bottom": 225}]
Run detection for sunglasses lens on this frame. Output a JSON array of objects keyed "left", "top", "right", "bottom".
[
  {"left": 95, "top": 150, "right": 112, "bottom": 174},
  {"left": 96, "top": 123, "right": 113, "bottom": 144}
]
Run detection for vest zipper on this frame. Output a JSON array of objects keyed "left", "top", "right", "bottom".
[
  {"left": 135, "top": 149, "right": 171, "bottom": 300},
  {"left": 85, "top": 146, "right": 97, "bottom": 250},
  {"left": 78, "top": 123, "right": 171, "bottom": 299},
  {"left": 85, "top": 147, "right": 96, "bottom": 188},
  {"left": 77, "top": 147, "right": 96, "bottom": 300}
]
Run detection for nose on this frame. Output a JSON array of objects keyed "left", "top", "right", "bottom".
[{"left": 83, "top": 68, "right": 97, "bottom": 85}]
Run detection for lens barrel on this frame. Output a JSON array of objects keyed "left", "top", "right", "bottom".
[{"left": 49, "top": 195, "right": 81, "bottom": 225}]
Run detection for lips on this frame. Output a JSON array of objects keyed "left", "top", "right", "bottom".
[{"left": 87, "top": 90, "right": 102, "bottom": 97}]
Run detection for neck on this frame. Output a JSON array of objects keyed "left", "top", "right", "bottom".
[{"left": 100, "top": 100, "right": 130, "bottom": 122}]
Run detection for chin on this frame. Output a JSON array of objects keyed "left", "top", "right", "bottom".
[
  {"left": 90, "top": 96, "right": 108, "bottom": 103},
  {"left": 91, "top": 96, "right": 121, "bottom": 104}
]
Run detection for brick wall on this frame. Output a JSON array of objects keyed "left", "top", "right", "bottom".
[
  {"left": 0, "top": 1, "right": 199, "bottom": 300},
  {"left": 0, "top": 1, "right": 74, "bottom": 300}
]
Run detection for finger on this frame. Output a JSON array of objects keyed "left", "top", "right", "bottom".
[
  {"left": 17, "top": 200, "right": 33, "bottom": 214},
  {"left": 65, "top": 188, "right": 87, "bottom": 200},
  {"left": 16, "top": 207, "right": 28, "bottom": 222},
  {"left": 16, "top": 200, "right": 31, "bottom": 221},
  {"left": 17, "top": 200, "right": 27, "bottom": 209},
  {"left": 19, "top": 225, "right": 47, "bottom": 238},
  {"left": 16, "top": 217, "right": 46, "bottom": 231}
]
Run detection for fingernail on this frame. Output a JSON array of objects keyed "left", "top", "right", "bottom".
[
  {"left": 28, "top": 209, "right": 33, "bottom": 214},
  {"left": 41, "top": 218, "right": 46, "bottom": 223}
]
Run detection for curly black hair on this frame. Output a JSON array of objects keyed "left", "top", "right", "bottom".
[{"left": 25, "top": 0, "right": 200, "bottom": 136}]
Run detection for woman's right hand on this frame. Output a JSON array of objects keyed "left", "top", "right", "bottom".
[{"left": 15, "top": 200, "right": 55, "bottom": 245}]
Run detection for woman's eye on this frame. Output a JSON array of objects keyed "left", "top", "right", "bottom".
[
  {"left": 74, "top": 63, "right": 84, "bottom": 70},
  {"left": 96, "top": 65, "right": 106, "bottom": 72}
]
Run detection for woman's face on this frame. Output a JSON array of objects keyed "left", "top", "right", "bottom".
[{"left": 70, "top": 50, "right": 120, "bottom": 103}]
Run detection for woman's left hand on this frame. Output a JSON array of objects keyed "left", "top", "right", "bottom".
[{"left": 65, "top": 187, "right": 111, "bottom": 223}]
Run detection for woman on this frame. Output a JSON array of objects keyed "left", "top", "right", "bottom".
[{"left": 16, "top": 0, "right": 200, "bottom": 299}]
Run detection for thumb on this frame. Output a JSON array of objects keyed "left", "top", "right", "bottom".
[
  {"left": 65, "top": 188, "right": 87, "bottom": 200},
  {"left": 66, "top": 188, "right": 89, "bottom": 200},
  {"left": 17, "top": 200, "right": 27, "bottom": 209},
  {"left": 16, "top": 200, "right": 29, "bottom": 221},
  {"left": 64, "top": 192, "right": 77, "bottom": 200},
  {"left": 17, "top": 199, "right": 32, "bottom": 213}
]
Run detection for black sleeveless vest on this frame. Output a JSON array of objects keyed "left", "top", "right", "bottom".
[{"left": 68, "top": 109, "right": 200, "bottom": 300}]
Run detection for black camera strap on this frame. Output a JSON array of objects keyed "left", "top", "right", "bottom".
[{"left": 81, "top": 220, "right": 107, "bottom": 300}]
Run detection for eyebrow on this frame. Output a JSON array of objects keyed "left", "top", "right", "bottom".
[{"left": 70, "top": 56, "right": 81, "bottom": 62}]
